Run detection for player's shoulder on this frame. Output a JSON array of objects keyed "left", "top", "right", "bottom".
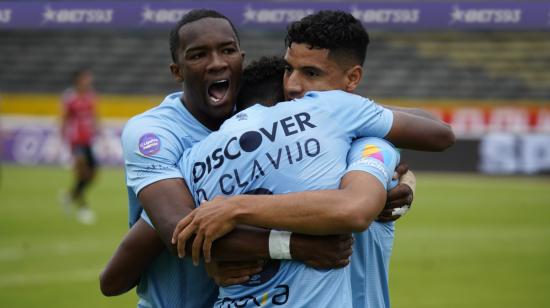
[
  {"left": 303, "top": 90, "right": 375, "bottom": 108},
  {"left": 349, "top": 137, "right": 399, "bottom": 167},
  {"left": 304, "top": 89, "right": 364, "bottom": 100},
  {"left": 122, "top": 93, "right": 183, "bottom": 141}
]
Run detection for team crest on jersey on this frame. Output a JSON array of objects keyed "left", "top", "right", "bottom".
[
  {"left": 236, "top": 113, "right": 248, "bottom": 121},
  {"left": 139, "top": 133, "right": 161, "bottom": 156},
  {"left": 362, "top": 144, "right": 384, "bottom": 163}
]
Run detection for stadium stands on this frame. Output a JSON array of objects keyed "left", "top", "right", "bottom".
[{"left": 0, "top": 29, "right": 549, "bottom": 100}]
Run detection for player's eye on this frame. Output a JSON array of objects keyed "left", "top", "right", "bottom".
[
  {"left": 222, "top": 47, "right": 237, "bottom": 54},
  {"left": 305, "top": 69, "right": 319, "bottom": 77},
  {"left": 284, "top": 65, "right": 293, "bottom": 73},
  {"left": 188, "top": 52, "right": 205, "bottom": 60}
]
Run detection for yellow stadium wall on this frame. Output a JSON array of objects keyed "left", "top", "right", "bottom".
[{"left": 0, "top": 93, "right": 162, "bottom": 118}]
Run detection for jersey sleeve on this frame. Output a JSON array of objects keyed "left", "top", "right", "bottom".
[
  {"left": 345, "top": 137, "right": 400, "bottom": 190},
  {"left": 121, "top": 116, "right": 184, "bottom": 195},
  {"left": 311, "top": 90, "right": 394, "bottom": 139}
]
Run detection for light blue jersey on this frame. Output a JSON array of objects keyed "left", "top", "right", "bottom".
[
  {"left": 121, "top": 92, "right": 218, "bottom": 308},
  {"left": 180, "top": 90, "right": 394, "bottom": 307},
  {"left": 345, "top": 137, "right": 400, "bottom": 308}
]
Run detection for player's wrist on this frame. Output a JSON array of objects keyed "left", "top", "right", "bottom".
[
  {"left": 268, "top": 230, "right": 292, "bottom": 260},
  {"left": 399, "top": 170, "right": 416, "bottom": 197},
  {"left": 227, "top": 195, "right": 248, "bottom": 224},
  {"left": 289, "top": 233, "right": 309, "bottom": 261}
]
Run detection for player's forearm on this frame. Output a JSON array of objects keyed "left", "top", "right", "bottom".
[
  {"left": 208, "top": 225, "right": 270, "bottom": 261},
  {"left": 228, "top": 178, "right": 385, "bottom": 235},
  {"left": 100, "top": 220, "right": 165, "bottom": 296},
  {"left": 383, "top": 105, "right": 440, "bottom": 121},
  {"left": 208, "top": 226, "right": 350, "bottom": 268},
  {"left": 142, "top": 204, "right": 184, "bottom": 253},
  {"left": 385, "top": 110, "right": 455, "bottom": 152},
  {"left": 227, "top": 192, "right": 356, "bottom": 235}
]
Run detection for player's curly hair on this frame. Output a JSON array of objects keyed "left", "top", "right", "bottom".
[
  {"left": 285, "top": 10, "right": 369, "bottom": 67},
  {"left": 169, "top": 9, "right": 240, "bottom": 63},
  {"left": 237, "top": 56, "right": 286, "bottom": 111}
]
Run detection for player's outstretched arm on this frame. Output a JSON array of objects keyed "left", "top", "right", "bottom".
[
  {"left": 99, "top": 218, "right": 269, "bottom": 292},
  {"left": 206, "top": 232, "right": 353, "bottom": 286},
  {"left": 210, "top": 227, "right": 352, "bottom": 266},
  {"left": 133, "top": 177, "right": 352, "bottom": 275},
  {"left": 137, "top": 179, "right": 278, "bottom": 261},
  {"left": 383, "top": 105, "right": 440, "bottom": 121},
  {"left": 385, "top": 110, "right": 455, "bottom": 152},
  {"left": 99, "top": 219, "right": 164, "bottom": 296},
  {"left": 100, "top": 218, "right": 351, "bottom": 291},
  {"left": 172, "top": 171, "right": 386, "bottom": 261}
]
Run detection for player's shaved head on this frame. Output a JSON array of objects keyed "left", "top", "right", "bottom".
[{"left": 169, "top": 9, "right": 240, "bottom": 63}]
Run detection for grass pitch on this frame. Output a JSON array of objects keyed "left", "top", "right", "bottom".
[{"left": 0, "top": 165, "right": 549, "bottom": 307}]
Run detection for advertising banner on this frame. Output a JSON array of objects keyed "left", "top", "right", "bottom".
[
  {"left": 425, "top": 105, "right": 550, "bottom": 139},
  {"left": 2, "top": 107, "right": 550, "bottom": 174},
  {"left": 0, "top": 2, "right": 549, "bottom": 30},
  {"left": 1, "top": 116, "right": 123, "bottom": 166}
]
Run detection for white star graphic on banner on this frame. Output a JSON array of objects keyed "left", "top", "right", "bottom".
[
  {"left": 243, "top": 6, "right": 257, "bottom": 23},
  {"left": 350, "top": 6, "right": 363, "bottom": 20},
  {"left": 42, "top": 6, "right": 56, "bottom": 24},
  {"left": 450, "top": 5, "right": 465, "bottom": 24},
  {"left": 142, "top": 6, "right": 155, "bottom": 23}
]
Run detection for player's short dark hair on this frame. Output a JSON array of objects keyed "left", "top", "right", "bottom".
[
  {"left": 169, "top": 9, "right": 240, "bottom": 63},
  {"left": 236, "top": 56, "right": 286, "bottom": 111},
  {"left": 285, "top": 10, "right": 369, "bottom": 67}
]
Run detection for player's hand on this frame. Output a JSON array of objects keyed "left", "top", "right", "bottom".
[
  {"left": 171, "top": 196, "right": 238, "bottom": 265},
  {"left": 378, "top": 163, "right": 415, "bottom": 222},
  {"left": 290, "top": 233, "right": 353, "bottom": 269},
  {"left": 205, "top": 260, "right": 264, "bottom": 287}
]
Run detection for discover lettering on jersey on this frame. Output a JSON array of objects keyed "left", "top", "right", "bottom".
[{"left": 191, "top": 112, "right": 319, "bottom": 203}]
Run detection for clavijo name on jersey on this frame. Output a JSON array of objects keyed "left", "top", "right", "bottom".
[{"left": 191, "top": 112, "right": 319, "bottom": 203}]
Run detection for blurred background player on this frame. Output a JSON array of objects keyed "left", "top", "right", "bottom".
[{"left": 60, "top": 68, "right": 99, "bottom": 225}]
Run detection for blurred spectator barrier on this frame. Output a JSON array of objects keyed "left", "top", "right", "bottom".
[
  {"left": 1, "top": 116, "right": 124, "bottom": 166},
  {"left": 479, "top": 133, "right": 550, "bottom": 174},
  {"left": 1, "top": 104, "right": 549, "bottom": 174},
  {"left": 399, "top": 105, "right": 550, "bottom": 174}
]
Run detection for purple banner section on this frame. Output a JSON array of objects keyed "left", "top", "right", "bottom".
[
  {"left": 1, "top": 117, "right": 123, "bottom": 166},
  {"left": 0, "top": 2, "right": 549, "bottom": 30}
]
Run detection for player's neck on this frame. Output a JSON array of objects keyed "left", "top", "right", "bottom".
[{"left": 179, "top": 97, "right": 225, "bottom": 131}]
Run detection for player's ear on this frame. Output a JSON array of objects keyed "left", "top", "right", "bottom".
[
  {"left": 240, "top": 50, "right": 246, "bottom": 61},
  {"left": 170, "top": 63, "right": 184, "bottom": 83},
  {"left": 345, "top": 65, "right": 363, "bottom": 92}
]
